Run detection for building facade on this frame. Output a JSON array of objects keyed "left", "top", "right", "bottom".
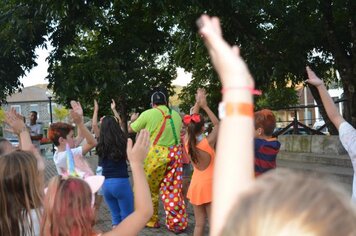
[{"left": 1, "top": 84, "right": 57, "bottom": 138}]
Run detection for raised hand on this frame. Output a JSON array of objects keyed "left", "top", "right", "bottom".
[
  {"left": 5, "top": 108, "right": 27, "bottom": 134},
  {"left": 70, "top": 100, "right": 83, "bottom": 117},
  {"left": 130, "top": 113, "right": 139, "bottom": 122},
  {"left": 94, "top": 99, "right": 99, "bottom": 113},
  {"left": 111, "top": 99, "right": 116, "bottom": 110},
  {"left": 126, "top": 129, "right": 150, "bottom": 165},
  {"left": 197, "top": 14, "right": 253, "bottom": 88},
  {"left": 306, "top": 66, "right": 324, "bottom": 87},
  {"left": 196, "top": 88, "right": 207, "bottom": 108},
  {"left": 70, "top": 101, "right": 84, "bottom": 124}
]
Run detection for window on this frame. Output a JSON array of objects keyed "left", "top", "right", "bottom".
[
  {"left": 30, "top": 104, "right": 39, "bottom": 119},
  {"left": 10, "top": 105, "right": 21, "bottom": 114},
  {"left": 307, "top": 111, "right": 312, "bottom": 126}
]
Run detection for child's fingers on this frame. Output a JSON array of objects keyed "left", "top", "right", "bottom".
[
  {"left": 137, "top": 130, "right": 145, "bottom": 146},
  {"left": 70, "top": 100, "right": 77, "bottom": 109},
  {"left": 140, "top": 130, "right": 149, "bottom": 148},
  {"left": 143, "top": 131, "right": 150, "bottom": 149},
  {"left": 127, "top": 138, "right": 133, "bottom": 154},
  {"left": 211, "top": 16, "right": 221, "bottom": 35}
]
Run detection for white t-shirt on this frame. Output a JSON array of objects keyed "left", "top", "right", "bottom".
[
  {"left": 339, "top": 122, "right": 356, "bottom": 202},
  {"left": 20, "top": 209, "right": 41, "bottom": 236},
  {"left": 53, "top": 146, "right": 83, "bottom": 175},
  {"left": 29, "top": 123, "right": 43, "bottom": 149},
  {"left": 29, "top": 209, "right": 41, "bottom": 236}
]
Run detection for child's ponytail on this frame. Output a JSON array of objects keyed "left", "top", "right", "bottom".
[{"left": 185, "top": 114, "right": 205, "bottom": 164}]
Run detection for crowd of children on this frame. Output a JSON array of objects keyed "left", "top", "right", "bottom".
[{"left": 0, "top": 13, "right": 356, "bottom": 236}]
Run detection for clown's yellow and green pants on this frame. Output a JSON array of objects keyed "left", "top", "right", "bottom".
[{"left": 144, "top": 144, "right": 188, "bottom": 232}]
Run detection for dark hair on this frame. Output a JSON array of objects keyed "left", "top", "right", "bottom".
[
  {"left": 186, "top": 115, "right": 205, "bottom": 164},
  {"left": 96, "top": 116, "right": 127, "bottom": 161},
  {"left": 151, "top": 91, "right": 167, "bottom": 106},
  {"left": 30, "top": 111, "right": 38, "bottom": 116},
  {"left": 254, "top": 109, "right": 276, "bottom": 136},
  {"left": 48, "top": 122, "right": 74, "bottom": 146}
]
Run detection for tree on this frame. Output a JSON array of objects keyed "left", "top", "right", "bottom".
[
  {"left": 53, "top": 106, "right": 69, "bottom": 122},
  {"left": 0, "top": 1, "right": 48, "bottom": 103},
  {"left": 1, "top": 0, "right": 354, "bottom": 132},
  {"left": 169, "top": 0, "right": 355, "bottom": 131},
  {"left": 44, "top": 1, "right": 177, "bottom": 128}
]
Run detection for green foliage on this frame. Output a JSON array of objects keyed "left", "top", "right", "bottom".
[
  {"left": 53, "top": 106, "right": 69, "bottom": 121},
  {"left": 256, "top": 87, "right": 299, "bottom": 110},
  {"left": 0, "top": 0, "right": 355, "bottom": 125},
  {"left": 0, "top": 1, "right": 48, "bottom": 103},
  {"left": 45, "top": 1, "right": 177, "bottom": 118},
  {"left": 168, "top": 1, "right": 355, "bottom": 123},
  {"left": 0, "top": 108, "right": 5, "bottom": 123}
]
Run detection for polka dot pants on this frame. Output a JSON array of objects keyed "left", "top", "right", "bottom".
[{"left": 144, "top": 144, "right": 188, "bottom": 232}]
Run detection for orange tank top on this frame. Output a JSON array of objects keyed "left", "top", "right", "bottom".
[{"left": 192, "top": 138, "right": 215, "bottom": 178}]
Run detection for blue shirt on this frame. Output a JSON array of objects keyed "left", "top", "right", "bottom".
[{"left": 100, "top": 157, "right": 129, "bottom": 179}]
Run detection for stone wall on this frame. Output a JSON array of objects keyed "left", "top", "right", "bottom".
[{"left": 279, "top": 135, "right": 347, "bottom": 155}]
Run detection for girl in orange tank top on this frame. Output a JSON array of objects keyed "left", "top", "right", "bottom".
[{"left": 184, "top": 88, "right": 219, "bottom": 236}]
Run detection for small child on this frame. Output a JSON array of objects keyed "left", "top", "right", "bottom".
[
  {"left": 97, "top": 115, "right": 134, "bottom": 227},
  {"left": 48, "top": 101, "right": 97, "bottom": 177},
  {"left": 41, "top": 130, "right": 153, "bottom": 236},
  {"left": 186, "top": 88, "right": 219, "bottom": 236},
  {"left": 254, "top": 109, "right": 281, "bottom": 176},
  {"left": 0, "top": 108, "right": 45, "bottom": 236}
]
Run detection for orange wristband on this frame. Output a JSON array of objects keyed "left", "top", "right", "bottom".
[{"left": 219, "top": 102, "right": 254, "bottom": 118}]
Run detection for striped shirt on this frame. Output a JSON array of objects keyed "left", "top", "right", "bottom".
[{"left": 254, "top": 138, "right": 281, "bottom": 176}]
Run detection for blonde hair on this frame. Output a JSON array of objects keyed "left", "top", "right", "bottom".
[
  {"left": 222, "top": 169, "right": 356, "bottom": 236},
  {"left": 0, "top": 150, "right": 44, "bottom": 235},
  {"left": 41, "top": 176, "right": 96, "bottom": 236}
]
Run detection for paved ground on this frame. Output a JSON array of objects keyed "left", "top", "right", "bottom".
[
  {"left": 44, "top": 151, "right": 354, "bottom": 235},
  {"left": 44, "top": 154, "right": 208, "bottom": 236}
]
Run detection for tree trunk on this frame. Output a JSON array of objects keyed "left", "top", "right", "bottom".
[
  {"left": 320, "top": 0, "right": 356, "bottom": 128},
  {"left": 339, "top": 71, "right": 356, "bottom": 128},
  {"left": 308, "top": 85, "right": 339, "bottom": 135}
]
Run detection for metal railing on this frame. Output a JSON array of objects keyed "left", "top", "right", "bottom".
[{"left": 272, "top": 98, "right": 346, "bottom": 137}]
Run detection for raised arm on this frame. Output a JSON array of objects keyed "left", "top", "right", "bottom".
[
  {"left": 306, "top": 66, "right": 345, "bottom": 129},
  {"left": 70, "top": 101, "right": 97, "bottom": 155},
  {"left": 198, "top": 15, "right": 255, "bottom": 236},
  {"left": 128, "top": 112, "right": 139, "bottom": 133},
  {"left": 190, "top": 102, "right": 200, "bottom": 115},
  {"left": 111, "top": 99, "right": 123, "bottom": 124},
  {"left": 92, "top": 99, "right": 100, "bottom": 138},
  {"left": 6, "top": 108, "right": 32, "bottom": 151},
  {"left": 197, "top": 88, "right": 219, "bottom": 146},
  {"left": 104, "top": 129, "right": 153, "bottom": 236},
  {"left": 5, "top": 108, "right": 45, "bottom": 170}
]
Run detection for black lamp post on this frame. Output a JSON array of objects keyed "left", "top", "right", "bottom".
[
  {"left": 47, "top": 93, "right": 55, "bottom": 155},
  {"left": 48, "top": 96, "right": 53, "bottom": 123}
]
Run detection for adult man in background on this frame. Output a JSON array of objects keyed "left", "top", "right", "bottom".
[{"left": 29, "top": 111, "right": 43, "bottom": 150}]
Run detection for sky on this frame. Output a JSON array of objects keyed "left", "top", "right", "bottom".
[
  {"left": 20, "top": 47, "right": 50, "bottom": 87},
  {"left": 20, "top": 47, "right": 192, "bottom": 87}
]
